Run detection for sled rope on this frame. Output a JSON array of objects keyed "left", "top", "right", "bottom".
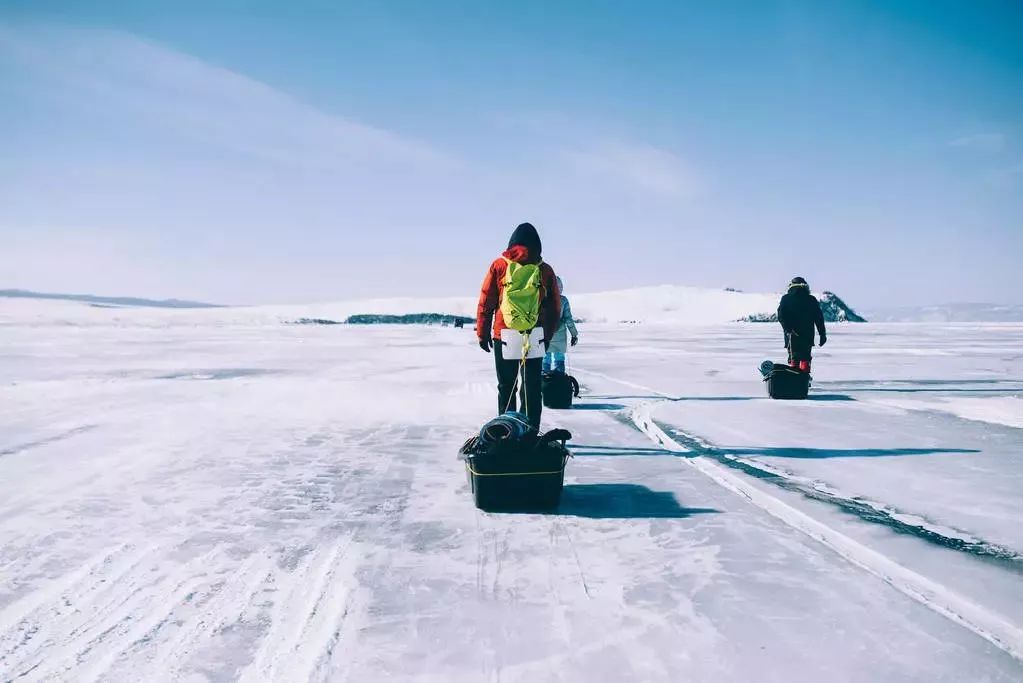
[
  {"left": 503, "top": 333, "right": 532, "bottom": 416},
  {"left": 522, "top": 335, "right": 530, "bottom": 417},
  {"left": 565, "top": 352, "right": 581, "bottom": 397}
]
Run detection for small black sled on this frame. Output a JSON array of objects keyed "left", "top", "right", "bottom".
[
  {"left": 541, "top": 371, "right": 580, "bottom": 409},
  {"left": 761, "top": 361, "right": 811, "bottom": 400},
  {"left": 460, "top": 429, "right": 571, "bottom": 512}
]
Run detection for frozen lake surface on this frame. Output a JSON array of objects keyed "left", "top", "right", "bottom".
[{"left": 1, "top": 309, "right": 1022, "bottom": 681}]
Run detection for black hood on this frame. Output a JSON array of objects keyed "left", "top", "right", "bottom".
[
  {"left": 508, "top": 222, "right": 542, "bottom": 258},
  {"left": 788, "top": 276, "right": 810, "bottom": 294}
]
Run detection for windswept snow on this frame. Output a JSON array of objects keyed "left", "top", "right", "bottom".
[
  {"left": 1, "top": 304, "right": 1022, "bottom": 681},
  {"left": 569, "top": 285, "right": 780, "bottom": 324},
  {"left": 873, "top": 395, "right": 1023, "bottom": 430}
]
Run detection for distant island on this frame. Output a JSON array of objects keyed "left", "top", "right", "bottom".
[
  {"left": 345, "top": 313, "right": 473, "bottom": 326},
  {"left": 288, "top": 314, "right": 473, "bottom": 326},
  {"left": 740, "top": 292, "right": 867, "bottom": 323}
]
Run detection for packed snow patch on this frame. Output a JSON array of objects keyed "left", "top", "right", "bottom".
[{"left": 877, "top": 396, "right": 1023, "bottom": 430}]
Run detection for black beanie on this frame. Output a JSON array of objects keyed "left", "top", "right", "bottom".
[
  {"left": 789, "top": 276, "right": 809, "bottom": 289},
  {"left": 508, "top": 222, "right": 542, "bottom": 257}
]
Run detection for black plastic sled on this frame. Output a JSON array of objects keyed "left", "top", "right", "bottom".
[
  {"left": 761, "top": 361, "right": 811, "bottom": 400},
  {"left": 460, "top": 434, "right": 571, "bottom": 512},
  {"left": 542, "top": 372, "right": 580, "bottom": 409}
]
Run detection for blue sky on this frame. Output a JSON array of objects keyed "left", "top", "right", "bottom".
[{"left": 1, "top": 1, "right": 1021, "bottom": 307}]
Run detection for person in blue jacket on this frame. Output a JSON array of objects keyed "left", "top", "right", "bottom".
[{"left": 543, "top": 277, "right": 579, "bottom": 374}]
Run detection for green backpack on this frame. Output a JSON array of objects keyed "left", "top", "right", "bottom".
[{"left": 500, "top": 258, "right": 543, "bottom": 332}]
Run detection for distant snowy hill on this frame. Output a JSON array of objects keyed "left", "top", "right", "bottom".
[
  {"left": 866, "top": 303, "right": 1023, "bottom": 323},
  {"left": 0, "top": 285, "right": 862, "bottom": 327},
  {"left": 0, "top": 289, "right": 221, "bottom": 309}
]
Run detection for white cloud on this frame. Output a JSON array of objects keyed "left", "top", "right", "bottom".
[
  {"left": 0, "top": 24, "right": 456, "bottom": 173},
  {"left": 562, "top": 141, "right": 704, "bottom": 200},
  {"left": 949, "top": 132, "right": 1007, "bottom": 153}
]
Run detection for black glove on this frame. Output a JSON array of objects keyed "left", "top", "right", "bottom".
[
  {"left": 819, "top": 334, "right": 827, "bottom": 347},
  {"left": 538, "top": 428, "right": 573, "bottom": 446},
  {"left": 479, "top": 338, "right": 492, "bottom": 353},
  {"left": 570, "top": 336, "right": 579, "bottom": 347}
]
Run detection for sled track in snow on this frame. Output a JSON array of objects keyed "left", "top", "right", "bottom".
[
  {"left": 0, "top": 540, "right": 363, "bottom": 683},
  {"left": 575, "top": 367, "right": 1023, "bottom": 663},
  {"left": 578, "top": 368, "right": 1023, "bottom": 566},
  {"left": 0, "top": 426, "right": 396, "bottom": 681},
  {"left": 0, "top": 542, "right": 215, "bottom": 681},
  {"left": 240, "top": 537, "right": 360, "bottom": 683},
  {"left": 659, "top": 426, "right": 1023, "bottom": 569}
]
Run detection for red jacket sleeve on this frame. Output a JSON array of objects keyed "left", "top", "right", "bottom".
[
  {"left": 476, "top": 260, "right": 500, "bottom": 341},
  {"left": 540, "top": 265, "right": 562, "bottom": 342}
]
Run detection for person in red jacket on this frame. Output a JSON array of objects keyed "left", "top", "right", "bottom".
[{"left": 477, "top": 223, "right": 561, "bottom": 429}]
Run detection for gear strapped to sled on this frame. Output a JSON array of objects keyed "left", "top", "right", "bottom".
[
  {"left": 459, "top": 426, "right": 573, "bottom": 511},
  {"left": 500, "top": 258, "right": 543, "bottom": 332}
]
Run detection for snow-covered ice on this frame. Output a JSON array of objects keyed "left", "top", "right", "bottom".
[
  {"left": 870, "top": 395, "right": 1023, "bottom": 430},
  {"left": 1, "top": 302, "right": 1022, "bottom": 681},
  {"left": 0, "top": 283, "right": 790, "bottom": 327}
]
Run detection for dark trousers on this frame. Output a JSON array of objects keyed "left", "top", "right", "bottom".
[
  {"left": 788, "top": 343, "right": 812, "bottom": 363},
  {"left": 787, "top": 333, "right": 813, "bottom": 370},
  {"left": 494, "top": 340, "right": 543, "bottom": 429}
]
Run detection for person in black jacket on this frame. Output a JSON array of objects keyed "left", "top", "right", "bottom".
[{"left": 777, "top": 277, "right": 827, "bottom": 373}]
